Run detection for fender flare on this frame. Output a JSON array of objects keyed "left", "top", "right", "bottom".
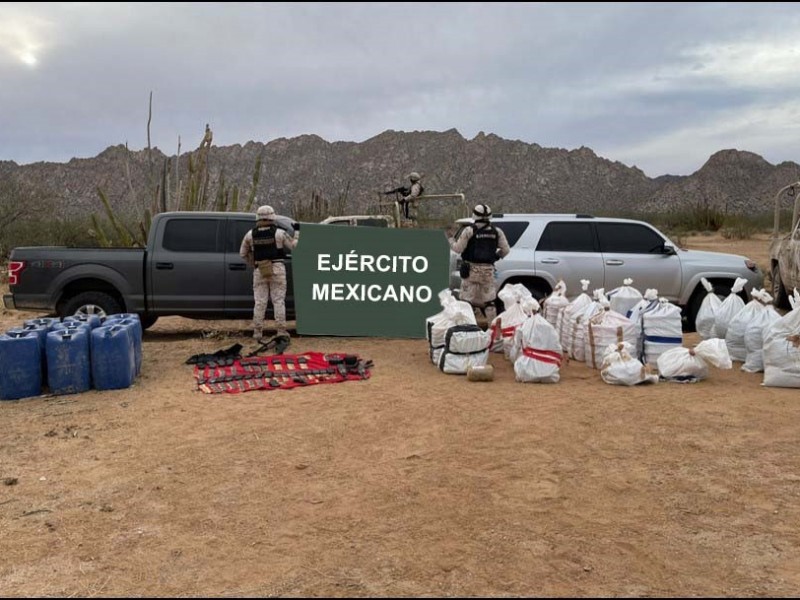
[{"left": 48, "top": 264, "right": 133, "bottom": 308}]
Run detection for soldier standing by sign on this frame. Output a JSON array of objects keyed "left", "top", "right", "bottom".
[
  {"left": 449, "top": 204, "right": 510, "bottom": 323},
  {"left": 240, "top": 205, "right": 299, "bottom": 339}
]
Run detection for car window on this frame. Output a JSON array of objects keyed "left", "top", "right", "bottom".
[
  {"left": 227, "top": 219, "right": 256, "bottom": 252},
  {"left": 596, "top": 223, "right": 665, "bottom": 253},
  {"left": 226, "top": 218, "right": 294, "bottom": 256},
  {"left": 354, "top": 218, "right": 389, "bottom": 227},
  {"left": 452, "top": 221, "right": 529, "bottom": 247},
  {"left": 536, "top": 222, "right": 596, "bottom": 252},
  {"left": 163, "top": 219, "right": 221, "bottom": 253},
  {"left": 493, "top": 221, "right": 529, "bottom": 247}
]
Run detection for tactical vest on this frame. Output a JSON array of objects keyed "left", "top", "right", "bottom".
[
  {"left": 462, "top": 224, "right": 499, "bottom": 264},
  {"left": 252, "top": 225, "right": 286, "bottom": 262}
]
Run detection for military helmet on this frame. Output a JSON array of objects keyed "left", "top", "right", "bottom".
[
  {"left": 409, "top": 172, "right": 421, "bottom": 182},
  {"left": 473, "top": 204, "right": 492, "bottom": 220},
  {"left": 256, "top": 205, "right": 276, "bottom": 220}
]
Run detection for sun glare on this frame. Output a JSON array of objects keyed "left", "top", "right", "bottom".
[{"left": 19, "top": 51, "right": 38, "bottom": 66}]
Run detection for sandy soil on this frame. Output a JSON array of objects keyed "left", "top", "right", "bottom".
[{"left": 3, "top": 233, "right": 800, "bottom": 597}]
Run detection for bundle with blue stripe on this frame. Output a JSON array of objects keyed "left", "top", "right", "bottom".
[{"left": 641, "top": 298, "right": 683, "bottom": 367}]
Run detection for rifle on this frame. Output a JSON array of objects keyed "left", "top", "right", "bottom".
[
  {"left": 246, "top": 333, "right": 291, "bottom": 358},
  {"left": 384, "top": 186, "right": 411, "bottom": 197}
]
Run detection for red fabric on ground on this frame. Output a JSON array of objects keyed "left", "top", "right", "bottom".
[{"left": 194, "top": 351, "right": 371, "bottom": 394}]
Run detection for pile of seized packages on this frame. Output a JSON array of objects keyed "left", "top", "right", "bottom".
[{"left": 426, "top": 277, "right": 800, "bottom": 387}]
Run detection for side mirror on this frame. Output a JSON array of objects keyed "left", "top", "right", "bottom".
[{"left": 662, "top": 244, "right": 677, "bottom": 256}]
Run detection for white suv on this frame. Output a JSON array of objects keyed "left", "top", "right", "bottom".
[{"left": 450, "top": 213, "right": 763, "bottom": 330}]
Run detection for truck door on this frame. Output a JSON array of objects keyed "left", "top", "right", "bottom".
[
  {"left": 225, "top": 218, "right": 256, "bottom": 316},
  {"left": 224, "top": 219, "right": 295, "bottom": 317},
  {"left": 149, "top": 217, "right": 226, "bottom": 313},
  {"left": 596, "top": 222, "right": 682, "bottom": 301}
]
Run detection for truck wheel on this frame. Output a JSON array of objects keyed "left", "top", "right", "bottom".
[
  {"left": 503, "top": 278, "right": 551, "bottom": 301},
  {"left": 772, "top": 263, "right": 790, "bottom": 309},
  {"left": 139, "top": 315, "right": 159, "bottom": 330},
  {"left": 60, "top": 291, "right": 122, "bottom": 320}
]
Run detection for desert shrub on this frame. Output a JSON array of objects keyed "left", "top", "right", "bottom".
[{"left": 720, "top": 215, "right": 757, "bottom": 240}]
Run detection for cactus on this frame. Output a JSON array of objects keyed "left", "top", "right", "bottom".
[{"left": 92, "top": 118, "right": 265, "bottom": 247}]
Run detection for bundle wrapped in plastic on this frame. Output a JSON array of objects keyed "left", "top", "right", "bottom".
[
  {"left": 543, "top": 280, "right": 569, "bottom": 328},
  {"left": 489, "top": 284, "right": 534, "bottom": 354},
  {"left": 507, "top": 298, "right": 541, "bottom": 362},
  {"left": 713, "top": 277, "right": 748, "bottom": 340},
  {"left": 426, "top": 289, "right": 476, "bottom": 364},
  {"left": 642, "top": 298, "right": 683, "bottom": 367},
  {"left": 607, "top": 278, "right": 643, "bottom": 318},
  {"left": 695, "top": 278, "right": 722, "bottom": 339},
  {"left": 627, "top": 288, "right": 659, "bottom": 358},
  {"left": 437, "top": 324, "right": 491, "bottom": 374},
  {"left": 763, "top": 290, "right": 800, "bottom": 388},
  {"left": 628, "top": 289, "right": 659, "bottom": 326},
  {"left": 584, "top": 300, "right": 640, "bottom": 369},
  {"left": 657, "top": 338, "right": 732, "bottom": 382},
  {"left": 600, "top": 341, "right": 658, "bottom": 386},
  {"left": 514, "top": 312, "right": 563, "bottom": 383},
  {"left": 569, "top": 288, "right": 606, "bottom": 362},
  {"left": 559, "top": 279, "right": 592, "bottom": 354},
  {"left": 725, "top": 288, "right": 772, "bottom": 363},
  {"left": 743, "top": 290, "right": 782, "bottom": 373}
]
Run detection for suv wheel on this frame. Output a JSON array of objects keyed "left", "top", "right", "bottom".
[
  {"left": 503, "top": 278, "right": 551, "bottom": 301},
  {"left": 684, "top": 281, "right": 733, "bottom": 333}
]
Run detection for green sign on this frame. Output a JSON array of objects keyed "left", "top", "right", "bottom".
[{"left": 292, "top": 224, "right": 451, "bottom": 338}]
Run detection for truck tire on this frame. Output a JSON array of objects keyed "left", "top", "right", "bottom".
[
  {"left": 772, "top": 263, "right": 790, "bottom": 309},
  {"left": 139, "top": 315, "right": 159, "bottom": 331},
  {"left": 60, "top": 291, "right": 123, "bottom": 320},
  {"left": 503, "top": 278, "right": 551, "bottom": 301}
]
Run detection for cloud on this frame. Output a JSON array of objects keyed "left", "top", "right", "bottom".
[{"left": 1, "top": 2, "right": 799, "bottom": 176}]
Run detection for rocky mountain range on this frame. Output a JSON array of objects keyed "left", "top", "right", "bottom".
[{"left": 2, "top": 129, "right": 799, "bottom": 220}]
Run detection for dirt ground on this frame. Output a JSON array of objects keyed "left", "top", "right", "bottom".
[{"left": 3, "top": 233, "right": 800, "bottom": 597}]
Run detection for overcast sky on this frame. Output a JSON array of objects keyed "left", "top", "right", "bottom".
[{"left": 1, "top": 2, "right": 799, "bottom": 176}]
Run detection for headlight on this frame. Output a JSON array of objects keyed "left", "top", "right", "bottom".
[{"left": 744, "top": 260, "right": 758, "bottom": 272}]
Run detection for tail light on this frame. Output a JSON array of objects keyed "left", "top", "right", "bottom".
[{"left": 8, "top": 261, "right": 25, "bottom": 285}]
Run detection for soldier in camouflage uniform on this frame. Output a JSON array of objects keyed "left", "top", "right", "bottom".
[
  {"left": 449, "top": 204, "right": 510, "bottom": 323},
  {"left": 240, "top": 205, "right": 299, "bottom": 339},
  {"left": 400, "top": 172, "right": 424, "bottom": 227}
]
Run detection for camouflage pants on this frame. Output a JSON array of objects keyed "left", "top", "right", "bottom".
[
  {"left": 459, "top": 263, "right": 497, "bottom": 321},
  {"left": 253, "top": 261, "right": 287, "bottom": 332},
  {"left": 399, "top": 201, "right": 418, "bottom": 228}
]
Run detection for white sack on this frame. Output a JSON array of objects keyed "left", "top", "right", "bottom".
[
  {"left": 763, "top": 290, "right": 800, "bottom": 388},
  {"left": 600, "top": 342, "right": 658, "bottom": 386},
  {"left": 713, "top": 277, "right": 748, "bottom": 339},
  {"left": 607, "top": 278, "right": 643, "bottom": 318},
  {"left": 657, "top": 338, "right": 732, "bottom": 382},
  {"left": 742, "top": 290, "right": 781, "bottom": 372},
  {"left": 696, "top": 277, "right": 723, "bottom": 340}
]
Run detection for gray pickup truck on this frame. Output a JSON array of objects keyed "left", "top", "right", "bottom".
[
  {"left": 450, "top": 213, "right": 764, "bottom": 330},
  {"left": 4, "top": 211, "right": 296, "bottom": 329}
]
